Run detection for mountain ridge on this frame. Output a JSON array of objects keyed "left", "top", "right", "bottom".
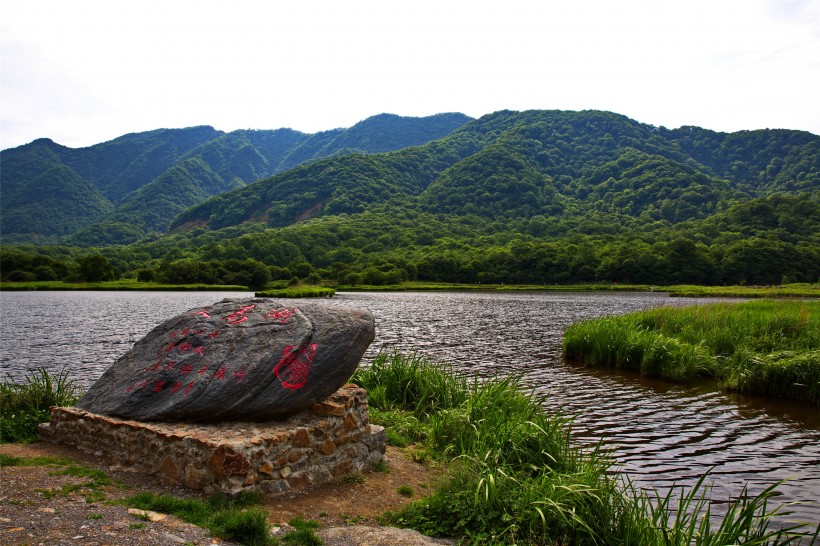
[{"left": 0, "top": 113, "right": 473, "bottom": 244}]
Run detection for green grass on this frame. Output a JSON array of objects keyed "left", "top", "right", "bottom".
[
  {"left": 563, "top": 300, "right": 820, "bottom": 404},
  {"left": 353, "top": 352, "right": 819, "bottom": 545},
  {"left": 2, "top": 455, "right": 114, "bottom": 501},
  {"left": 1, "top": 367, "right": 80, "bottom": 443},
  {"left": 666, "top": 284, "right": 820, "bottom": 299},
  {"left": 335, "top": 281, "right": 820, "bottom": 298},
  {"left": 124, "top": 491, "right": 275, "bottom": 545},
  {"left": 397, "top": 485, "right": 415, "bottom": 497},
  {"left": 255, "top": 286, "right": 336, "bottom": 298}
]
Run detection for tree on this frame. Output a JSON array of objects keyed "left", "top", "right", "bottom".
[{"left": 78, "top": 254, "right": 117, "bottom": 282}]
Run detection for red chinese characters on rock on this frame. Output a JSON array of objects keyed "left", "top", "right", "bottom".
[
  {"left": 226, "top": 304, "right": 255, "bottom": 325},
  {"left": 273, "top": 343, "right": 317, "bottom": 390},
  {"left": 264, "top": 308, "right": 298, "bottom": 323},
  {"left": 126, "top": 303, "right": 265, "bottom": 395}
]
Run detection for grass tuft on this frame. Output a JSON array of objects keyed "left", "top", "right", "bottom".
[
  {"left": 1, "top": 367, "right": 80, "bottom": 443},
  {"left": 125, "top": 492, "right": 275, "bottom": 545}
]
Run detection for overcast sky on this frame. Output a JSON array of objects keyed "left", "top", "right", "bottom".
[{"left": 1, "top": 0, "right": 818, "bottom": 150}]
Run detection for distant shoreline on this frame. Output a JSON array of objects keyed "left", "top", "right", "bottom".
[{"left": 1, "top": 280, "right": 817, "bottom": 298}]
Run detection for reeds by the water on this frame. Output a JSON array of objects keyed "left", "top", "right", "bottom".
[
  {"left": 563, "top": 300, "right": 819, "bottom": 405},
  {"left": 1, "top": 368, "right": 79, "bottom": 443},
  {"left": 352, "top": 352, "right": 818, "bottom": 545}
]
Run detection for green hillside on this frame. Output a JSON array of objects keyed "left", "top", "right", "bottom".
[
  {"left": 0, "top": 113, "right": 472, "bottom": 244},
  {"left": 170, "top": 110, "right": 818, "bottom": 231},
  {"left": 1, "top": 109, "right": 817, "bottom": 288}
]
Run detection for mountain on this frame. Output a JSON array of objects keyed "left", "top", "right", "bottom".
[
  {"left": 0, "top": 113, "right": 473, "bottom": 244},
  {"left": 171, "top": 110, "right": 818, "bottom": 232}
]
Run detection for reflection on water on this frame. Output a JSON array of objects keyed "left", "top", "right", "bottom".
[{"left": 1, "top": 290, "right": 818, "bottom": 525}]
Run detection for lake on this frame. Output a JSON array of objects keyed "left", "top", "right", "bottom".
[{"left": 1, "top": 290, "right": 817, "bottom": 525}]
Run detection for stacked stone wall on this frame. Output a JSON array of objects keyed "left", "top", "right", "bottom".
[{"left": 39, "top": 384, "right": 385, "bottom": 495}]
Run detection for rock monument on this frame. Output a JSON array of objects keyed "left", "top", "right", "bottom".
[
  {"left": 76, "top": 298, "right": 375, "bottom": 422},
  {"left": 44, "top": 298, "right": 385, "bottom": 495}
]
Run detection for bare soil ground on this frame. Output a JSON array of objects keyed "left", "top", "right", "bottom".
[{"left": 0, "top": 441, "right": 450, "bottom": 546}]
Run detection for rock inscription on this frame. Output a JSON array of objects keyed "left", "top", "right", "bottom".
[{"left": 75, "top": 298, "right": 375, "bottom": 422}]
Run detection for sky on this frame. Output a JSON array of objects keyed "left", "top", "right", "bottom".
[{"left": 1, "top": 0, "right": 819, "bottom": 150}]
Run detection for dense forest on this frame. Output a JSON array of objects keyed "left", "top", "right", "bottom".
[{"left": 1, "top": 110, "right": 818, "bottom": 288}]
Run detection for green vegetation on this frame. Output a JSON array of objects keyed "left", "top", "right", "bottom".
[
  {"left": 125, "top": 492, "right": 325, "bottom": 545},
  {"left": 125, "top": 491, "right": 274, "bottom": 545},
  {"left": 0, "top": 279, "right": 248, "bottom": 291},
  {"left": 0, "top": 454, "right": 74, "bottom": 467},
  {"left": 255, "top": 286, "right": 335, "bottom": 298},
  {"left": 2, "top": 110, "right": 818, "bottom": 289},
  {"left": 1, "top": 114, "right": 470, "bottom": 245},
  {"left": 1, "top": 368, "right": 79, "bottom": 443},
  {"left": 352, "top": 352, "right": 818, "bottom": 545},
  {"left": 397, "top": 485, "right": 415, "bottom": 497},
  {"left": 0, "top": 454, "right": 113, "bottom": 501},
  {"left": 563, "top": 300, "right": 820, "bottom": 404},
  {"left": 282, "top": 516, "right": 322, "bottom": 546}
]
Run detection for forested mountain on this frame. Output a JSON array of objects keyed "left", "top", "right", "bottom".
[
  {"left": 172, "top": 110, "right": 818, "bottom": 231},
  {"left": 0, "top": 113, "right": 472, "bottom": 244},
  {"left": 1, "top": 109, "right": 817, "bottom": 288}
]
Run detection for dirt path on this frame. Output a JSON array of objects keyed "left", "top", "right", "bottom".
[{"left": 0, "top": 441, "right": 451, "bottom": 545}]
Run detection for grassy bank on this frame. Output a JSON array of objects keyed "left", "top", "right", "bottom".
[
  {"left": 335, "top": 281, "right": 819, "bottom": 298},
  {"left": 255, "top": 286, "right": 336, "bottom": 298},
  {"left": 563, "top": 300, "right": 819, "bottom": 405},
  {"left": 353, "top": 353, "right": 818, "bottom": 545},
  {"left": 0, "top": 280, "right": 249, "bottom": 291},
  {"left": 3, "top": 279, "right": 817, "bottom": 298}
]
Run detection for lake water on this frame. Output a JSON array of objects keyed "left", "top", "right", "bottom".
[{"left": 1, "top": 290, "right": 818, "bottom": 526}]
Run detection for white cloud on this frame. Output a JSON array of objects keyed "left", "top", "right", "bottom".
[{"left": 1, "top": 0, "right": 818, "bottom": 150}]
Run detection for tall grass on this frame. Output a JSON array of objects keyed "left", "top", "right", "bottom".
[
  {"left": 1, "top": 367, "right": 80, "bottom": 443},
  {"left": 354, "top": 352, "right": 818, "bottom": 545},
  {"left": 563, "top": 300, "right": 819, "bottom": 404}
]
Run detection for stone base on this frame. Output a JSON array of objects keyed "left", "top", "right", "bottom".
[{"left": 39, "top": 384, "right": 386, "bottom": 495}]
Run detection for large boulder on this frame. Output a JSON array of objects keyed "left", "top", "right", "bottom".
[{"left": 75, "top": 298, "right": 374, "bottom": 422}]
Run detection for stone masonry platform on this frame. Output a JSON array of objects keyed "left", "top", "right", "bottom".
[{"left": 39, "top": 384, "right": 386, "bottom": 495}]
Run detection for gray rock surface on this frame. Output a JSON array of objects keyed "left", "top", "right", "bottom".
[{"left": 76, "top": 298, "right": 374, "bottom": 422}]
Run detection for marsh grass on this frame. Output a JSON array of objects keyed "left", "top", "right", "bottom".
[
  {"left": 1, "top": 367, "right": 80, "bottom": 443},
  {"left": 563, "top": 300, "right": 819, "bottom": 404},
  {"left": 255, "top": 286, "right": 335, "bottom": 298},
  {"left": 356, "top": 352, "right": 818, "bottom": 545}
]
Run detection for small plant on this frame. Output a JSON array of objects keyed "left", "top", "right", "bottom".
[
  {"left": 409, "top": 449, "right": 430, "bottom": 464},
  {"left": 318, "top": 511, "right": 328, "bottom": 518},
  {"left": 343, "top": 472, "right": 366, "bottom": 484},
  {"left": 371, "top": 459, "right": 390, "bottom": 473},
  {"left": 283, "top": 516, "right": 322, "bottom": 545},
  {"left": 397, "top": 485, "right": 414, "bottom": 497},
  {"left": 341, "top": 513, "right": 368, "bottom": 525},
  {"left": 88, "top": 513, "right": 103, "bottom": 520},
  {"left": 129, "top": 522, "right": 147, "bottom": 530}
]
